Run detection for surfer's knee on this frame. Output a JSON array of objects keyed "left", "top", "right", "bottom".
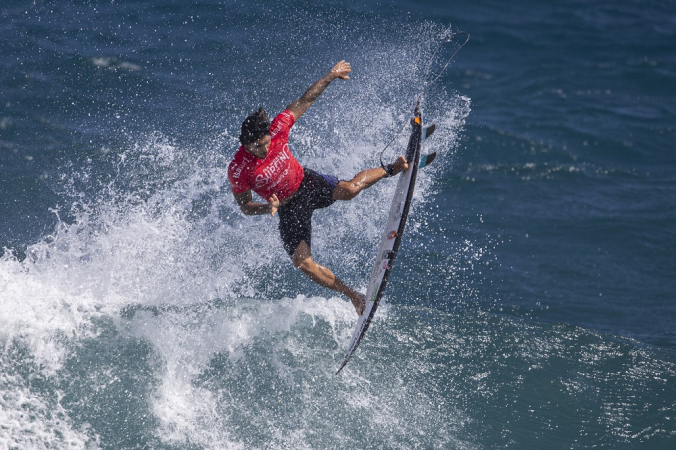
[
  {"left": 295, "top": 256, "right": 327, "bottom": 284},
  {"left": 291, "top": 240, "right": 313, "bottom": 269},
  {"left": 296, "top": 259, "right": 317, "bottom": 277},
  {"left": 293, "top": 252, "right": 312, "bottom": 270},
  {"left": 333, "top": 181, "right": 360, "bottom": 201},
  {"left": 342, "top": 183, "right": 360, "bottom": 200}
]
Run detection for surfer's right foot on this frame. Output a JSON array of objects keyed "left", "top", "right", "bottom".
[
  {"left": 383, "top": 156, "right": 409, "bottom": 177},
  {"left": 351, "top": 293, "right": 366, "bottom": 316}
]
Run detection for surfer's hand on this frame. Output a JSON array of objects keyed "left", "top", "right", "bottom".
[
  {"left": 330, "top": 60, "right": 351, "bottom": 80},
  {"left": 268, "top": 194, "right": 280, "bottom": 216}
]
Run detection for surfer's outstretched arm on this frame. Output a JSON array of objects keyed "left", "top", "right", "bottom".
[{"left": 286, "top": 61, "right": 351, "bottom": 121}]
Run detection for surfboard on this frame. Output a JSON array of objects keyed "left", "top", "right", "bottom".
[{"left": 337, "top": 107, "right": 435, "bottom": 373}]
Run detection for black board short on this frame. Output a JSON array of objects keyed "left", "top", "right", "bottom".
[{"left": 278, "top": 168, "right": 341, "bottom": 257}]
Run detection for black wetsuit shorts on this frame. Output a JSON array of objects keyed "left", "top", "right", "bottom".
[{"left": 278, "top": 168, "right": 341, "bottom": 257}]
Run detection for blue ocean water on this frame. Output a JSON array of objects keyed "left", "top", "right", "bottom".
[{"left": 1, "top": 0, "right": 675, "bottom": 448}]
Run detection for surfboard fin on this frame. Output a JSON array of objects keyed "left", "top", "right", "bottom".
[
  {"left": 420, "top": 152, "right": 437, "bottom": 169},
  {"left": 423, "top": 123, "right": 436, "bottom": 141},
  {"left": 420, "top": 123, "right": 437, "bottom": 169}
]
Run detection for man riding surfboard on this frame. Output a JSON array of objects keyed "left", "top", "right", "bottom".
[{"left": 228, "top": 61, "right": 408, "bottom": 315}]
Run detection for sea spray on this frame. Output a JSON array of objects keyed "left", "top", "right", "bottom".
[{"left": 0, "top": 17, "right": 471, "bottom": 447}]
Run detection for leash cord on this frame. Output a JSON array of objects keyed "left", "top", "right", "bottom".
[{"left": 378, "top": 30, "right": 470, "bottom": 170}]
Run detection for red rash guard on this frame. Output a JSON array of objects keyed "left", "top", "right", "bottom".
[{"left": 228, "top": 110, "right": 304, "bottom": 202}]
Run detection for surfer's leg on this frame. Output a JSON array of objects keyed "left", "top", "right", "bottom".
[
  {"left": 332, "top": 156, "right": 408, "bottom": 201},
  {"left": 292, "top": 241, "right": 365, "bottom": 315}
]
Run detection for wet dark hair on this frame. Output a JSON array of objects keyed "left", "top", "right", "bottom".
[{"left": 239, "top": 107, "right": 270, "bottom": 145}]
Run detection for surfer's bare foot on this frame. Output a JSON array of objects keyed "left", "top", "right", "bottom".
[
  {"left": 384, "top": 156, "right": 409, "bottom": 177},
  {"left": 351, "top": 293, "right": 366, "bottom": 316}
]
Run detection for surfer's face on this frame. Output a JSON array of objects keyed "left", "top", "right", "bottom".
[{"left": 244, "top": 134, "right": 271, "bottom": 159}]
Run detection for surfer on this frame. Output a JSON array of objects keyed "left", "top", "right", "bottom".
[{"left": 228, "top": 60, "right": 408, "bottom": 315}]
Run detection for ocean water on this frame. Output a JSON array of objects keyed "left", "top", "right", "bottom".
[{"left": 1, "top": 0, "right": 675, "bottom": 448}]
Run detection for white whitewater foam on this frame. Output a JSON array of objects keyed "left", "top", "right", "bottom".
[{"left": 0, "top": 20, "right": 470, "bottom": 448}]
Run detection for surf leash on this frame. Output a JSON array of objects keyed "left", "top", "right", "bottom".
[{"left": 379, "top": 29, "right": 470, "bottom": 171}]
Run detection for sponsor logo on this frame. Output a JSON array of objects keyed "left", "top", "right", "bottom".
[
  {"left": 231, "top": 162, "right": 244, "bottom": 179},
  {"left": 231, "top": 152, "right": 256, "bottom": 181},
  {"left": 253, "top": 146, "right": 291, "bottom": 188}
]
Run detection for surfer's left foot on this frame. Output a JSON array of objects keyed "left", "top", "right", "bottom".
[{"left": 351, "top": 293, "right": 366, "bottom": 316}]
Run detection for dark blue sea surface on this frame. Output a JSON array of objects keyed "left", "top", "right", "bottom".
[{"left": 1, "top": 0, "right": 675, "bottom": 448}]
